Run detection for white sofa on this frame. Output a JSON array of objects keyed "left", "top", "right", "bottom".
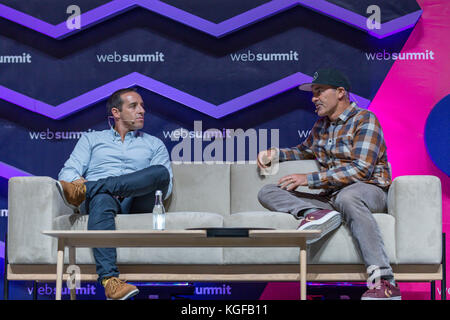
[{"left": 6, "top": 160, "right": 443, "bottom": 286}]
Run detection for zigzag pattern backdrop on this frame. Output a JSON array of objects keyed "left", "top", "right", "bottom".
[{"left": 2, "top": 0, "right": 441, "bottom": 300}]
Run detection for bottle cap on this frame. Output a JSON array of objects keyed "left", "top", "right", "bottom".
[{"left": 155, "top": 190, "right": 162, "bottom": 196}]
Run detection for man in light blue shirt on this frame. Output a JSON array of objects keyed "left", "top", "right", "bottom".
[{"left": 57, "top": 88, "right": 172, "bottom": 300}]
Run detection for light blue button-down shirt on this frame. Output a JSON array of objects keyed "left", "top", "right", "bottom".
[{"left": 58, "top": 128, "right": 173, "bottom": 199}]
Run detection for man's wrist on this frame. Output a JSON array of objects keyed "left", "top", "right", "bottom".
[
  {"left": 307, "top": 172, "right": 324, "bottom": 188},
  {"left": 273, "top": 147, "right": 287, "bottom": 162}
]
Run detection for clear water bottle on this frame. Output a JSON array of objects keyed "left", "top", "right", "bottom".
[{"left": 153, "top": 190, "right": 165, "bottom": 230}]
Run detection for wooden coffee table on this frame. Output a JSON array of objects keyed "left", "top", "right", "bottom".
[{"left": 42, "top": 229, "right": 320, "bottom": 300}]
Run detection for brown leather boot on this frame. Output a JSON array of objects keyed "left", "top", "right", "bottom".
[
  {"left": 103, "top": 277, "right": 139, "bottom": 300},
  {"left": 56, "top": 180, "right": 86, "bottom": 209}
]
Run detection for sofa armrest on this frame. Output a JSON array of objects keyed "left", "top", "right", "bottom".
[
  {"left": 7, "top": 176, "right": 73, "bottom": 264},
  {"left": 387, "top": 175, "right": 442, "bottom": 264}
]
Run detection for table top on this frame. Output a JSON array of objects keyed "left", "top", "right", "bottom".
[
  {"left": 42, "top": 229, "right": 320, "bottom": 248},
  {"left": 42, "top": 229, "right": 321, "bottom": 238}
]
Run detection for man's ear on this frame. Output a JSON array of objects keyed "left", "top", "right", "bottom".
[
  {"left": 111, "top": 107, "right": 121, "bottom": 120},
  {"left": 336, "top": 87, "right": 346, "bottom": 100}
]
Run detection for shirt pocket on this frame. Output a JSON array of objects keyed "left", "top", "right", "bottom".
[{"left": 312, "top": 136, "right": 327, "bottom": 155}]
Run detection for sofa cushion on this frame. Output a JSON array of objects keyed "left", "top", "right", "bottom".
[
  {"left": 308, "top": 213, "right": 397, "bottom": 265},
  {"left": 166, "top": 163, "right": 231, "bottom": 217},
  {"left": 222, "top": 211, "right": 397, "bottom": 265},
  {"left": 52, "top": 211, "right": 224, "bottom": 264},
  {"left": 230, "top": 160, "right": 323, "bottom": 213}
]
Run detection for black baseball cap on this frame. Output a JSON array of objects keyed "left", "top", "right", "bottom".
[{"left": 298, "top": 68, "right": 351, "bottom": 92}]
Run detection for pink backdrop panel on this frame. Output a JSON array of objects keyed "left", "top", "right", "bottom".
[
  {"left": 369, "top": 0, "right": 449, "bottom": 299},
  {"left": 260, "top": 0, "right": 450, "bottom": 300}
]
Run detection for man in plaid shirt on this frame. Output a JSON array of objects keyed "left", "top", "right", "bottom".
[{"left": 257, "top": 68, "right": 401, "bottom": 300}]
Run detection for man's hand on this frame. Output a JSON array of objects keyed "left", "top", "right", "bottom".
[
  {"left": 72, "top": 177, "right": 87, "bottom": 185},
  {"left": 278, "top": 174, "right": 309, "bottom": 191},
  {"left": 257, "top": 148, "right": 277, "bottom": 169}
]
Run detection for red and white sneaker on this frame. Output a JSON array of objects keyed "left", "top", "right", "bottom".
[
  {"left": 361, "top": 279, "right": 402, "bottom": 300},
  {"left": 297, "top": 209, "right": 342, "bottom": 244}
]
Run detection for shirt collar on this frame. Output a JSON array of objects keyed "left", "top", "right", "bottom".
[
  {"left": 336, "top": 101, "right": 358, "bottom": 123},
  {"left": 110, "top": 127, "right": 139, "bottom": 140}
]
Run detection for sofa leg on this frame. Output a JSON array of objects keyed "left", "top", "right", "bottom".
[
  {"left": 2, "top": 272, "right": 6, "bottom": 301},
  {"left": 442, "top": 232, "right": 446, "bottom": 300},
  {"left": 33, "top": 281, "right": 38, "bottom": 300},
  {"left": 431, "top": 281, "right": 436, "bottom": 300},
  {"left": 3, "top": 232, "right": 8, "bottom": 300}
]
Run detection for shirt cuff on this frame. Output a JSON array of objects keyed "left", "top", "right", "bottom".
[
  {"left": 58, "top": 171, "right": 83, "bottom": 183},
  {"left": 277, "top": 147, "right": 287, "bottom": 162},
  {"left": 307, "top": 171, "right": 327, "bottom": 188}
]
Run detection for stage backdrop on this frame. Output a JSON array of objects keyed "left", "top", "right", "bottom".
[{"left": 0, "top": 0, "right": 448, "bottom": 300}]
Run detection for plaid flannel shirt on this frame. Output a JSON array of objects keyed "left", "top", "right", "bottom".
[{"left": 279, "top": 102, "right": 391, "bottom": 192}]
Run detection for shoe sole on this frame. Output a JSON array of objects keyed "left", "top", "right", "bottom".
[
  {"left": 298, "top": 210, "right": 342, "bottom": 245},
  {"left": 55, "top": 181, "right": 79, "bottom": 210},
  {"left": 107, "top": 288, "right": 140, "bottom": 300}
]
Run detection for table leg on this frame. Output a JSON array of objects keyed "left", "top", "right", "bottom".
[
  {"left": 55, "top": 239, "right": 65, "bottom": 300},
  {"left": 69, "top": 246, "right": 77, "bottom": 301},
  {"left": 300, "top": 243, "right": 307, "bottom": 300}
]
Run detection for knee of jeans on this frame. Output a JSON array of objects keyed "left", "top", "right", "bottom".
[
  {"left": 257, "top": 184, "right": 279, "bottom": 204},
  {"left": 87, "top": 194, "right": 118, "bottom": 229},
  {"left": 89, "top": 193, "right": 118, "bottom": 211},
  {"left": 150, "top": 165, "right": 170, "bottom": 185},
  {"left": 333, "top": 191, "right": 364, "bottom": 217}
]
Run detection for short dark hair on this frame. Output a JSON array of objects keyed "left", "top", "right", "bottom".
[{"left": 107, "top": 88, "right": 137, "bottom": 116}]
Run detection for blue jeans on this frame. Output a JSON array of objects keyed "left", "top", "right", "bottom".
[{"left": 80, "top": 165, "right": 170, "bottom": 283}]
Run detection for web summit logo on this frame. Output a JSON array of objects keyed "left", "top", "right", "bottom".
[
  {"left": 0, "top": 53, "right": 32, "bottom": 64},
  {"left": 29, "top": 129, "right": 95, "bottom": 140},
  {"left": 96, "top": 51, "right": 165, "bottom": 63},
  {"left": 195, "top": 284, "right": 232, "bottom": 296},
  {"left": 230, "top": 50, "right": 299, "bottom": 62}
]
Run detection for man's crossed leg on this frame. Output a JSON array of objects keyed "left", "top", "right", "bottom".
[{"left": 56, "top": 165, "right": 170, "bottom": 300}]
